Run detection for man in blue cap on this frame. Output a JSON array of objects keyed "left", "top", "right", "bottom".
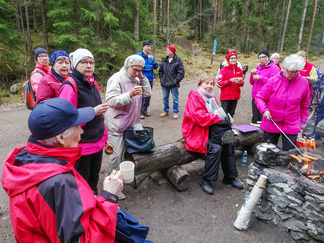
[
  {"left": 138, "top": 40, "right": 158, "bottom": 119},
  {"left": 2, "top": 98, "right": 124, "bottom": 242}
]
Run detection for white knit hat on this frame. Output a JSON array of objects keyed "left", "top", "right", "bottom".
[
  {"left": 124, "top": 55, "right": 145, "bottom": 69},
  {"left": 73, "top": 48, "right": 94, "bottom": 68}
]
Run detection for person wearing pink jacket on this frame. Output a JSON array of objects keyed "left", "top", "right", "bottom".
[
  {"left": 250, "top": 50, "right": 280, "bottom": 124},
  {"left": 255, "top": 54, "right": 310, "bottom": 151}
]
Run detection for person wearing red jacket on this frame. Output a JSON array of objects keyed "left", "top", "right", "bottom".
[
  {"left": 182, "top": 74, "right": 243, "bottom": 195},
  {"left": 255, "top": 54, "right": 310, "bottom": 151},
  {"left": 297, "top": 51, "right": 318, "bottom": 96},
  {"left": 2, "top": 98, "right": 123, "bottom": 242},
  {"left": 217, "top": 52, "right": 244, "bottom": 118}
]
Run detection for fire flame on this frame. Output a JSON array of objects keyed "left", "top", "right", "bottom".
[{"left": 300, "top": 164, "right": 309, "bottom": 170}]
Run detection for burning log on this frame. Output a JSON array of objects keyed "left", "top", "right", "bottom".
[{"left": 128, "top": 129, "right": 264, "bottom": 189}]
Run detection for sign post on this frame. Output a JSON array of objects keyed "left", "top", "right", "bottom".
[{"left": 211, "top": 39, "right": 217, "bottom": 64}]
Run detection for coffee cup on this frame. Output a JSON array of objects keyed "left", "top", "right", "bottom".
[{"left": 119, "top": 161, "right": 135, "bottom": 183}]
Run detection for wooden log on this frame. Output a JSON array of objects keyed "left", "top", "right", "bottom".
[
  {"left": 163, "top": 165, "right": 190, "bottom": 191},
  {"left": 316, "top": 119, "right": 324, "bottom": 137},
  {"left": 129, "top": 129, "right": 263, "bottom": 189}
]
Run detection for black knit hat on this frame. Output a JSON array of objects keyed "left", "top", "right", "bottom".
[
  {"left": 142, "top": 40, "right": 151, "bottom": 47},
  {"left": 34, "top": 48, "right": 48, "bottom": 60},
  {"left": 258, "top": 50, "right": 270, "bottom": 58}
]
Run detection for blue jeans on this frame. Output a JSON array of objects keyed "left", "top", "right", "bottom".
[{"left": 162, "top": 86, "right": 179, "bottom": 114}]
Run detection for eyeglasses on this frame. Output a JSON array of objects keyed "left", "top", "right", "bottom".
[
  {"left": 38, "top": 55, "right": 48, "bottom": 59},
  {"left": 80, "top": 61, "right": 95, "bottom": 66},
  {"left": 131, "top": 66, "right": 143, "bottom": 73}
]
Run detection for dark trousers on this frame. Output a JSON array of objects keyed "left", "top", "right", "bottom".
[
  {"left": 252, "top": 98, "right": 262, "bottom": 123},
  {"left": 221, "top": 100, "right": 238, "bottom": 118},
  {"left": 142, "top": 81, "right": 153, "bottom": 111},
  {"left": 74, "top": 150, "right": 103, "bottom": 195},
  {"left": 202, "top": 143, "right": 238, "bottom": 181},
  {"left": 263, "top": 131, "right": 298, "bottom": 151}
]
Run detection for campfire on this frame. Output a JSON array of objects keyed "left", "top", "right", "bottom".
[{"left": 246, "top": 141, "right": 324, "bottom": 242}]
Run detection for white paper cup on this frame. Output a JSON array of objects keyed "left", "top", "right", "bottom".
[{"left": 119, "top": 161, "right": 135, "bottom": 183}]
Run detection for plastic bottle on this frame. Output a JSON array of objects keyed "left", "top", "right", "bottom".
[{"left": 242, "top": 150, "right": 247, "bottom": 167}]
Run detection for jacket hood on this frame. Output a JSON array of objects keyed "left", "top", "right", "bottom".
[{"left": 2, "top": 136, "right": 82, "bottom": 197}]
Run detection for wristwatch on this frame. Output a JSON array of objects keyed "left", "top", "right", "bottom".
[{"left": 100, "top": 190, "right": 119, "bottom": 203}]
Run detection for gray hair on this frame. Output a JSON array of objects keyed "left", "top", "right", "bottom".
[
  {"left": 270, "top": 53, "right": 280, "bottom": 59},
  {"left": 39, "top": 126, "right": 75, "bottom": 146},
  {"left": 282, "top": 54, "right": 305, "bottom": 71}
]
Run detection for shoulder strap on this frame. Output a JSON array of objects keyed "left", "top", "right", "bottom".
[
  {"left": 94, "top": 81, "right": 100, "bottom": 92},
  {"left": 31, "top": 70, "right": 45, "bottom": 77},
  {"left": 65, "top": 76, "right": 78, "bottom": 98}
]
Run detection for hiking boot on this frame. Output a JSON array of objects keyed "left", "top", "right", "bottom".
[
  {"left": 160, "top": 112, "right": 169, "bottom": 117},
  {"left": 140, "top": 110, "right": 145, "bottom": 119},
  {"left": 223, "top": 178, "right": 243, "bottom": 189},
  {"left": 173, "top": 114, "right": 179, "bottom": 119},
  {"left": 199, "top": 179, "right": 214, "bottom": 195},
  {"left": 142, "top": 109, "right": 151, "bottom": 117}
]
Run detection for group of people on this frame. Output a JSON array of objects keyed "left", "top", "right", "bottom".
[{"left": 1, "top": 41, "right": 318, "bottom": 241}]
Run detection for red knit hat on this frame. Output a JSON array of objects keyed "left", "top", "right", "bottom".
[
  {"left": 226, "top": 52, "right": 237, "bottom": 61},
  {"left": 167, "top": 45, "right": 176, "bottom": 53}
]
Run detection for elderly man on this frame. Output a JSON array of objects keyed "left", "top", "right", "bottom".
[
  {"left": 105, "top": 54, "right": 151, "bottom": 199},
  {"left": 2, "top": 98, "right": 123, "bottom": 242},
  {"left": 30, "top": 47, "right": 51, "bottom": 96},
  {"left": 138, "top": 40, "right": 158, "bottom": 119},
  {"left": 159, "top": 45, "right": 185, "bottom": 119}
]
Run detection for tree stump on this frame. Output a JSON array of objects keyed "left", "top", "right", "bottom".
[{"left": 163, "top": 165, "right": 190, "bottom": 191}]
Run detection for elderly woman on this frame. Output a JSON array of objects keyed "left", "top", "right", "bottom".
[
  {"left": 182, "top": 74, "right": 242, "bottom": 195},
  {"left": 58, "top": 48, "right": 109, "bottom": 195},
  {"left": 297, "top": 51, "right": 318, "bottom": 96},
  {"left": 36, "top": 50, "right": 71, "bottom": 104},
  {"left": 270, "top": 53, "right": 281, "bottom": 70},
  {"left": 217, "top": 52, "right": 244, "bottom": 118},
  {"left": 250, "top": 50, "right": 281, "bottom": 124},
  {"left": 105, "top": 55, "right": 152, "bottom": 199},
  {"left": 255, "top": 54, "right": 310, "bottom": 151}
]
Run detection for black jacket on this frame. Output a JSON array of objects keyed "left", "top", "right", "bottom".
[{"left": 159, "top": 54, "right": 185, "bottom": 88}]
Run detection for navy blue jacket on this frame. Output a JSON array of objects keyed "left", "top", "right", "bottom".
[{"left": 159, "top": 54, "right": 185, "bottom": 88}]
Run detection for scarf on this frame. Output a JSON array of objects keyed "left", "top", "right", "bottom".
[{"left": 198, "top": 87, "right": 219, "bottom": 114}]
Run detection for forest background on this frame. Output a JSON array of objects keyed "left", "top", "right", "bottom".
[{"left": 0, "top": 0, "right": 323, "bottom": 104}]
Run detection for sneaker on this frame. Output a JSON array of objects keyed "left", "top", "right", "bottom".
[
  {"left": 199, "top": 179, "right": 214, "bottom": 195},
  {"left": 140, "top": 112, "right": 145, "bottom": 119},
  {"left": 142, "top": 109, "right": 151, "bottom": 117},
  {"left": 117, "top": 191, "right": 126, "bottom": 200},
  {"left": 160, "top": 112, "right": 169, "bottom": 117},
  {"left": 223, "top": 178, "right": 243, "bottom": 189},
  {"left": 173, "top": 114, "right": 179, "bottom": 119}
]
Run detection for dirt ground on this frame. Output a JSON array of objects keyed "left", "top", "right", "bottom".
[{"left": 0, "top": 61, "right": 323, "bottom": 243}]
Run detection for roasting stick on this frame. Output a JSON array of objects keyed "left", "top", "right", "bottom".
[{"left": 270, "top": 118, "right": 304, "bottom": 156}]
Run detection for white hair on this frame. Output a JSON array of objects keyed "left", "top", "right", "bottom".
[
  {"left": 39, "top": 126, "right": 75, "bottom": 146},
  {"left": 270, "top": 53, "right": 280, "bottom": 59},
  {"left": 282, "top": 54, "right": 305, "bottom": 71}
]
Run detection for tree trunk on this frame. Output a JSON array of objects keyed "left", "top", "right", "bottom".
[
  {"left": 31, "top": 0, "right": 37, "bottom": 30},
  {"left": 133, "top": 1, "right": 139, "bottom": 53},
  {"left": 243, "top": 0, "right": 250, "bottom": 53},
  {"left": 13, "top": 0, "right": 21, "bottom": 33},
  {"left": 24, "top": 0, "right": 34, "bottom": 67},
  {"left": 153, "top": 0, "right": 157, "bottom": 51},
  {"left": 280, "top": 0, "right": 291, "bottom": 52},
  {"left": 307, "top": 0, "right": 318, "bottom": 53},
  {"left": 220, "top": 0, "right": 223, "bottom": 23},
  {"left": 277, "top": 0, "right": 286, "bottom": 52},
  {"left": 212, "top": 0, "right": 218, "bottom": 32},
  {"left": 298, "top": 0, "right": 308, "bottom": 50},
  {"left": 166, "top": 0, "right": 170, "bottom": 45},
  {"left": 163, "top": 165, "right": 190, "bottom": 191},
  {"left": 199, "top": 0, "right": 202, "bottom": 41},
  {"left": 159, "top": 0, "right": 163, "bottom": 34},
  {"left": 41, "top": 0, "right": 48, "bottom": 50}
]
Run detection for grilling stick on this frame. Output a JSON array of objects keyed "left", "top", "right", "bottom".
[{"left": 270, "top": 118, "right": 304, "bottom": 155}]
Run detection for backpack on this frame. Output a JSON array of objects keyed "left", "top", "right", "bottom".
[{"left": 22, "top": 70, "right": 44, "bottom": 110}]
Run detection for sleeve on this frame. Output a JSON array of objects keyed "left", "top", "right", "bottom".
[
  {"left": 36, "top": 79, "right": 53, "bottom": 105},
  {"left": 254, "top": 79, "right": 274, "bottom": 114},
  {"left": 217, "top": 68, "right": 231, "bottom": 88},
  {"left": 35, "top": 173, "right": 118, "bottom": 243},
  {"left": 308, "top": 66, "right": 318, "bottom": 84},
  {"left": 140, "top": 76, "right": 152, "bottom": 97},
  {"left": 300, "top": 81, "right": 310, "bottom": 123},
  {"left": 185, "top": 94, "right": 222, "bottom": 127},
  {"left": 152, "top": 57, "right": 158, "bottom": 70},
  {"left": 249, "top": 72, "right": 255, "bottom": 85},
  {"left": 58, "top": 84, "right": 78, "bottom": 107},
  {"left": 176, "top": 59, "right": 185, "bottom": 83},
  {"left": 258, "top": 65, "right": 280, "bottom": 85},
  {"left": 30, "top": 72, "right": 44, "bottom": 96},
  {"left": 158, "top": 62, "right": 164, "bottom": 79},
  {"left": 105, "top": 75, "right": 132, "bottom": 108}
]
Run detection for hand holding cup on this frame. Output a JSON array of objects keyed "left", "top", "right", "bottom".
[{"left": 129, "top": 86, "right": 143, "bottom": 97}]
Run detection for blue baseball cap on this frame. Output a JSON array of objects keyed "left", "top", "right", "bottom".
[{"left": 28, "top": 98, "right": 95, "bottom": 140}]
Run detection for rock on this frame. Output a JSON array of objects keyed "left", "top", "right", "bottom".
[{"left": 9, "top": 84, "right": 18, "bottom": 94}]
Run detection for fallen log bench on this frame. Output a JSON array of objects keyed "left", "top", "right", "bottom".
[{"left": 127, "top": 128, "right": 263, "bottom": 191}]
